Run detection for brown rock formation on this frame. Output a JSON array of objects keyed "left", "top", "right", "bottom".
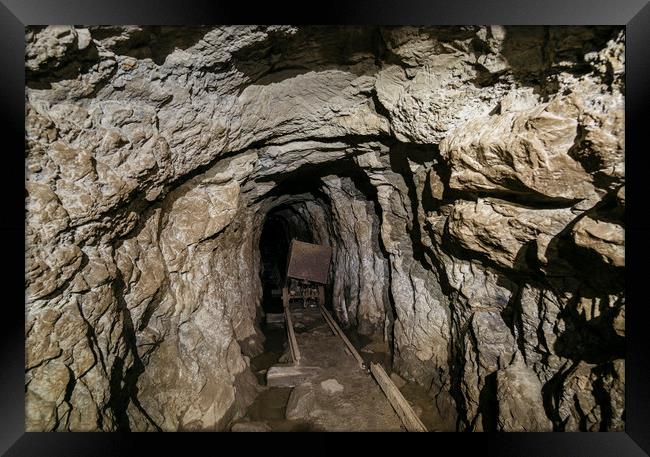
[{"left": 25, "top": 25, "right": 625, "bottom": 432}]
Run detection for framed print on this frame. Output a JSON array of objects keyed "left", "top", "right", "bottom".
[{"left": 2, "top": 0, "right": 649, "bottom": 455}]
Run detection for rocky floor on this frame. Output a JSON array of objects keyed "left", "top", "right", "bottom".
[{"left": 233, "top": 307, "right": 405, "bottom": 432}]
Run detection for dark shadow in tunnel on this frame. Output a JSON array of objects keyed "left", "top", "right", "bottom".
[
  {"left": 259, "top": 155, "right": 401, "bottom": 359},
  {"left": 259, "top": 206, "right": 315, "bottom": 315},
  {"left": 252, "top": 204, "right": 318, "bottom": 385},
  {"left": 259, "top": 214, "right": 290, "bottom": 315}
]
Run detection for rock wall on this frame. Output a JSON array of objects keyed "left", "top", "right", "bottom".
[{"left": 25, "top": 25, "right": 624, "bottom": 431}]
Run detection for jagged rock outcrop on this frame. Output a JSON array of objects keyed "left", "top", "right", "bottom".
[{"left": 25, "top": 25, "right": 624, "bottom": 432}]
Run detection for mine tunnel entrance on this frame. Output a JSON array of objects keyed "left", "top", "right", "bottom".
[
  {"left": 252, "top": 199, "right": 327, "bottom": 383},
  {"left": 242, "top": 162, "right": 419, "bottom": 431},
  {"left": 259, "top": 206, "right": 317, "bottom": 314}
]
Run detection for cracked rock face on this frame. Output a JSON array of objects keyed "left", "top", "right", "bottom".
[{"left": 25, "top": 25, "right": 624, "bottom": 432}]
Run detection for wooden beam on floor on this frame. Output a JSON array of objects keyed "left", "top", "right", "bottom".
[
  {"left": 266, "top": 365, "right": 321, "bottom": 387},
  {"left": 318, "top": 304, "right": 365, "bottom": 370},
  {"left": 369, "top": 363, "right": 428, "bottom": 432},
  {"left": 283, "top": 287, "right": 301, "bottom": 364}
]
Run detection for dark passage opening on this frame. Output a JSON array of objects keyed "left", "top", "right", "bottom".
[
  {"left": 250, "top": 201, "right": 322, "bottom": 389},
  {"left": 259, "top": 215, "right": 290, "bottom": 315},
  {"left": 259, "top": 205, "right": 315, "bottom": 314}
]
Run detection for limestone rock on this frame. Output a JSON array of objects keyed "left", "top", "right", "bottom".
[
  {"left": 390, "top": 372, "right": 407, "bottom": 389},
  {"left": 439, "top": 80, "right": 623, "bottom": 201},
  {"left": 555, "top": 360, "right": 624, "bottom": 432},
  {"left": 320, "top": 379, "right": 344, "bottom": 394},
  {"left": 572, "top": 215, "right": 624, "bottom": 267},
  {"left": 375, "top": 26, "right": 512, "bottom": 144},
  {"left": 447, "top": 198, "right": 576, "bottom": 270},
  {"left": 496, "top": 356, "right": 553, "bottom": 432},
  {"left": 286, "top": 383, "right": 316, "bottom": 420}
]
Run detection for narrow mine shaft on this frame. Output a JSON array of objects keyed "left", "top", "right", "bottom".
[
  {"left": 259, "top": 208, "right": 310, "bottom": 314},
  {"left": 25, "top": 25, "right": 625, "bottom": 432}
]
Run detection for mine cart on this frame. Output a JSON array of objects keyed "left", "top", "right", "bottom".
[{"left": 282, "top": 239, "right": 332, "bottom": 310}]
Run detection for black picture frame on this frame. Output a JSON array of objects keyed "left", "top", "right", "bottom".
[{"left": 2, "top": 1, "right": 648, "bottom": 455}]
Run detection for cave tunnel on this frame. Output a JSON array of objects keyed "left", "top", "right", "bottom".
[
  {"left": 255, "top": 157, "right": 384, "bottom": 320},
  {"left": 24, "top": 25, "right": 627, "bottom": 435},
  {"left": 248, "top": 159, "right": 397, "bottom": 398},
  {"left": 258, "top": 204, "right": 316, "bottom": 315}
]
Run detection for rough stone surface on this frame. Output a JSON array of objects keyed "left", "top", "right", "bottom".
[
  {"left": 320, "top": 379, "right": 345, "bottom": 394},
  {"left": 390, "top": 372, "right": 407, "bottom": 389},
  {"left": 285, "top": 383, "right": 316, "bottom": 420},
  {"left": 496, "top": 355, "right": 553, "bottom": 431},
  {"left": 26, "top": 25, "right": 624, "bottom": 432}
]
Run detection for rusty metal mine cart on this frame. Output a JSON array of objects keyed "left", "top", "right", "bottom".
[{"left": 282, "top": 239, "right": 332, "bottom": 310}]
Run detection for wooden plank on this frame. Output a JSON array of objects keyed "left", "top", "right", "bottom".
[
  {"left": 318, "top": 304, "right": 339, "bottom": 336},
  {"left": 266, "top": 365, "right": 321, "bottom": 387},
  {"left": 369, "top": 363, "right": 428, "bottom": 432},
  {"left": 285, "top": 306, "right": 301, "bottom": 364},
  {"left": 318, "top": 304, "right": 365, "bottom": 370},
  {"left": 283, "top": 287, "right": 301, "bottom": 364}
]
